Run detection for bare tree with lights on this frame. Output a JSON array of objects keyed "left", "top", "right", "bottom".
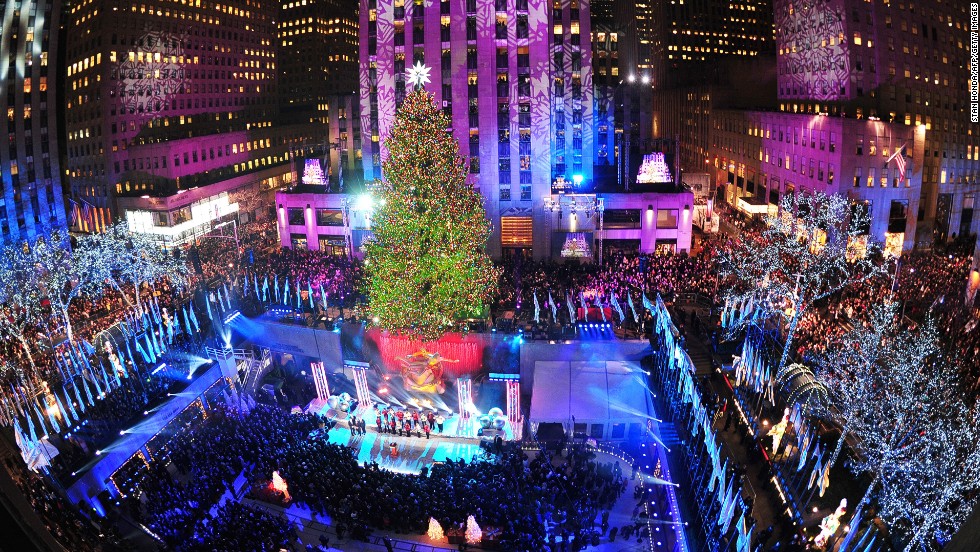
[
  {"left": 719, "top": 191, "right": 883, "bottom": 391},
  {"left": 0, "top": 242, "right": 49, "bottom": 379},
  {"left": 835, "top": 316, "right": 958, "bottom": 551},
  {"left": 876, "top": 400, "right": 980, "bottom": 551},
  {"left": 103, "top": 222, "right": 185, "bottom": 306},
  {"left": 780, "top": 303, "right": 900, "bottom": 471},
  {"left": 28, "top": 230, "right": 87, "bottom": 344}
]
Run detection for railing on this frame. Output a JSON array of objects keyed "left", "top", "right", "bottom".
[{"left": 243, "top": 352, "right": 272, "bottom": 395}]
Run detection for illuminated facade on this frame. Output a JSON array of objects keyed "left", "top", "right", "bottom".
[
  {"left": 0, "top": 0, "right": 68, "bottom": 241},
  {"left": 773, "top": 0, "right": 979, "bottom": 248},
  {"left": 64, "top": 0, "right": 303, "bottom": 237},
  {"left": 708, "top": 110, "right": 922, "bottom": 253},
  {"left": 359, "top": 0, "right": 594, "bottom": 258}
]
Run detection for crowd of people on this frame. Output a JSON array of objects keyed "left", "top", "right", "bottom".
[
  {"left": 495, "top": 245, "right": 720, "bottom": 326},
  {"left": 6, "top": 458, "right": 125, "bottom": 551},
  {"left": 784, "top": 250, "right": 978, "bottom": 390},
  {"left": 3, "top": 200, "right": 980, "bottom": 552},
  {"left": 181, "top": 501, "right": 295, "bottom": 552},
  {"left": 136, "top": 405, "right": 321, "bottom": 548},
  {"left": 247, "top": 249, "right": 365, "bottom": 313},
  {"left": 117, "top": 400, "right": 640, "bottom": 551}
]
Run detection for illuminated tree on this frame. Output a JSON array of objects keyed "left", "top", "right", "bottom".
[
  {"left": 836, "top": 316, "right": 955, "bottom": 550},
  {"left": 877, "top": 401, "right": 980, "bottom": 551},
  {"left": 782, "top": 304, "right": 899, "bottom": 469},
  {"left": 365, "top": 89, "right": 498, "bottom": 340},
  {"left": 0, "top": 242, "right": 48, "bottom": 378},
  {"left": 465, "top": 515, "right": 482, "bottom": 545},
  {"left": 101, "top": 222, "right": 185, "bottom": 304},
  {"left": 30, "top": 229, "right": 103, "bottom": 344},
  {"left": 427, "top": 517, "right": 445, "bottom": 541},
  {"left": 719, "top": 191, "right": 883, "bottom": 386}
]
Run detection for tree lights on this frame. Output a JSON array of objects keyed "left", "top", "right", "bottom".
[{"left": 365, "top": 89, "right": 498, "bottom": 340}]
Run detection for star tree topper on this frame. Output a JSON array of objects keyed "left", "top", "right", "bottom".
[{"left": 406, "top": 61, "right": 432, "bottom": 89}]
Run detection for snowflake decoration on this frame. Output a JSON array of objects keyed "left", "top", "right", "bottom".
[{"left": 406, "top": 61, "right": 432, "bottom": 89}]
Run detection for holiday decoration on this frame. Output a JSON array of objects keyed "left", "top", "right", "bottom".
[
  {"left": 635, "top": 152, "right": 673, "bottom": 184},
  {"left": 365, "top": 89, "right": 499, "bottom": 340},
  {"left": 427, "top": 517, "right": 445, "bottom": 541},
  {"left": 405, "top": 61, "right": 432, "bottom": 88},
  {"left": 271, "top": 470, "right": 291, "bottom": 502},
  {"left": 398, "top": 349, "right": 455, "bottom": 394},
  {"left": 718, "top": 192, "right": 882, "bottom": 398},
  {"left": 301, "top": 158, "right": 326, "bottom": 187},
  {"left": 465, "top": 515, "right": 482, "bottom": 545},
  {"left": 814, "top": 499, "right": 847, "bottom": 549},
  {"left": 560, "top": 232, "right": 591, "bottom": 258}
]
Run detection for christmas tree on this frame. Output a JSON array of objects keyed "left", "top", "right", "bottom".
[
  {"left": 365, "top": 87, "right": 498, "bottom": 340},
  {"left": 426, "top": 517, "right": 445, "bottom": 540},
  {"left": 465, "top": 515, "right": 482, "bottom": 544}
]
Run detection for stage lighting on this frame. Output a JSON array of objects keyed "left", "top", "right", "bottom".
[
  {"left": 143, "top": 411, "right": 149, "bottom": 415},
  {"left": 119, "top": 430, "right": 126, "bottom": 436},
  {"left": 186, "top": 374, "right": 193, "bottom": 380},
  {"left": 95, "top": 450, "right": 102, "bottom": 456}
]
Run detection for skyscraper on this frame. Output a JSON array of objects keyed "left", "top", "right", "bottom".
[
  {"left": 64, "top": 0, "right": 303, "bottom": 242},
  {"left": 648, "top": 0, "right": 777, "bottom": 174},
  {"left": 773, "top": 0, "right": 978, "bottom": 248},
  {"left": 590, "top": 0, "right": 654, "bottom": 188},
  {"left": 278, "top": 0, "right": 359, "bottom": 123},
  {"left": 359, "top": 0, "right": 593, "bottom": 258},
  {"left": 0, "top": 0, "right": 68, "bottom": 242}
]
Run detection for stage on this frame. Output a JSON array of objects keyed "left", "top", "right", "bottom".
[{"left": 306, "top": 399, "right": 515, "bottom": 443}]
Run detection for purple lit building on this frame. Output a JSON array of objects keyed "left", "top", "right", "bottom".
[
  {"left": 359, "top": 0, "right": 594, "bottom": 258},
  {"left": 772, "top": 0, "right": 979, "bottom": 249},
  {"left": 694, "top": 0, "right": 980, "bottom": 261},
  {"left": 64, "top": 0, "right": 314, "bottom": 242},
  {"left": 709, "top": 110, "right": 922, "bottom": 254}
]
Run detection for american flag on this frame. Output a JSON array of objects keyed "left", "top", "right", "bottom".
[{"left": 887, "top": 144, "right": 907, "bottom": 182}]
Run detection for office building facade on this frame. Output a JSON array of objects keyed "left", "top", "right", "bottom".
[
  {"left": 708, "top": 109, "right": 923, "bottom": 254},
  {"left": 0, "top": 0, "right": 67, "bottom": 241},
  {"left": 359, "top": 0, "right": 594, "bottom": 258},
  {"left": 64, "top": 0, "right": 304, "bottom": 241},
  {"left": 773, "top": 0, "right": 979, "bottom": 248}
]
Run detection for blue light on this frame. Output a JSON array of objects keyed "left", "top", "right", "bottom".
[{"left": 572, "top": 174, "right": 583, "bottom": 186}]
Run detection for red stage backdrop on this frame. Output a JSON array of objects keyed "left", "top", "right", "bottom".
[{"left": 366, "top": 329, "right": 486, "bottom": 379}]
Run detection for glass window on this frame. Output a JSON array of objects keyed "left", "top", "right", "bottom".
[
  {"left": 604, "top": 209, "right": 642, "bottom": 229},
  {"left": 656, "top": 209, "right": 678, "bottom": 229},
  {"left": 290, "top": 233, "right": 308, "bottom": 250},
  {"left": 316, "top": 208, "right": 344, "bottom": 226},
  {"left": 287, "top": 207, "right": 305, "bottom": 225},
  {"left": 610, "top": 423, "right": 626, "bottom": 439},
  {"left": 888, "top": 200, "right": 908, "bottom": 233}
]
